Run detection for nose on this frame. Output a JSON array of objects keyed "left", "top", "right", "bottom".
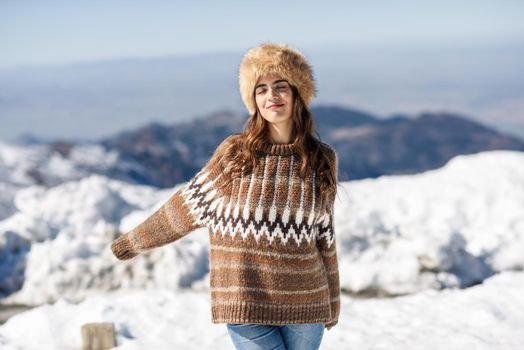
[{"left": 268, "top": 87, "right": 280, "bottom": 100}]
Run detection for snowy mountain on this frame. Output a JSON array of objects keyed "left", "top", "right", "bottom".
[
  {"left": 0, "top": 140, "right": 125, "bottom": 221},
  {"left": 0, "top": 149, "right": 523, "bottom": 348},
  {"left": 0, "top": 150, "right": 523, "bottom": 307}
]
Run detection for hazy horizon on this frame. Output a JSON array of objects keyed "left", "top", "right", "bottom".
[{"left": 1, "top": 0, "right": 523, "bottom": 142}]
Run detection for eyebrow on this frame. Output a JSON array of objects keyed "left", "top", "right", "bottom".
[{"left": 255, "top": 79, "right": 289, "bottom": 89}]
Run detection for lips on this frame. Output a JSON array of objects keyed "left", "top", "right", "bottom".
[{"left": 268, "top": 104, "right": 284, "bottom": 109}]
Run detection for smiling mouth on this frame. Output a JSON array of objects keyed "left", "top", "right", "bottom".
[{"left": 268, "top": 104, "right": 284, "bottom": 110}]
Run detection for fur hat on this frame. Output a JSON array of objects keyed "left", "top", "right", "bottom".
[{"left": 238, "top": 42, "right": 316, "bottom": 115}]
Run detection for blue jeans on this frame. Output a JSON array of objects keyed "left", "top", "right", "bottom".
[{"left": 226, "top": 323, "right": 325, "bottom": 350}]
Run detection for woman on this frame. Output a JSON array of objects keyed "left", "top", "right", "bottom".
[{"left": 111, "top": 42, "right": 340, "bottom": 350}]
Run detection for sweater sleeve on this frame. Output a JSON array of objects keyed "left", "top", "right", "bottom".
[
  {"left": 317, "top": 206, "right": 341, "bottom": 329},
  {"left": 110, "top": 134, "right": 238, "bottom": 260},
  {"left": 316, "top": 145, "right": 341, "bottom": 330}
]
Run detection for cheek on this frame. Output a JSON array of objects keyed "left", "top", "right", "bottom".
[
  {"left": 255, "top": 95, "right": 265, "bottom": 109},
  {"left": 286, "top": 96, "right": 294, "bottom": 110}
]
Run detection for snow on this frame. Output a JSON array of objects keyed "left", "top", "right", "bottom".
[
  {"left": 0, "top": 271, "right": 523, "bottom": 349},
  {"left": 335, "top": 150, "right": 524, "bottom": 295},
  {"left": 0, "top": 148, "right": 523, "bottom": 348},
  {"left": 0, "top": 140, "right": 121, "bottom": 221},
  {"left": 0, "top": 175, "right": 208, "bottom": 304},
  {"left": 0, "top": 140, "right": 120, "bottom": 188}
]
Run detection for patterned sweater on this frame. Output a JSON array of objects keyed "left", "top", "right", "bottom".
[{"left": 111, "top": 134, "right": 341, "bottom": 329}]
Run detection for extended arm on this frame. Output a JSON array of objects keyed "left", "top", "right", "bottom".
[
  {"left": 110, "top": 134, "right": 238, "bottom": 260},
  {"left": 110, "top": 187, "right": 203, "bottom": 260}
]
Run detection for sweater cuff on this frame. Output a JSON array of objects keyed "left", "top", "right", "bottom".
[
  {"left": 111, "top": 235, "right": 138, "bottom": 260},
  {"left": 325, "top": 318, "right": 338, "bottom": 330}
]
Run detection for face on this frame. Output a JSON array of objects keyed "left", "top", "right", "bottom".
[{"left": 254, "top": 73, "right": 294, "bottom": 126}]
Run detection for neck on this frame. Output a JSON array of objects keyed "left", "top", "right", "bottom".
[{"left": 267, "top": 121, "right": 293, "bottom": 144}]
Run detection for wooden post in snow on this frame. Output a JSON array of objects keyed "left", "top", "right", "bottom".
[{"left": 81, "top": 322, "right": 116, "bottom": 350}]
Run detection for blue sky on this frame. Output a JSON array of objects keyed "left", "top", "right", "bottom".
[{"left": 1, "top": 0, "right": 523, "bottom": 68}]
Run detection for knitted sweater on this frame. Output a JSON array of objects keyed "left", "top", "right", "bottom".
[{"left": 111, "top": 134, "right": 341, "bottom": 329}]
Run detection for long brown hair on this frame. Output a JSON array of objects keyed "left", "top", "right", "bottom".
[{"left": 216, "top": 85, "right": 338, "bottom": 210}]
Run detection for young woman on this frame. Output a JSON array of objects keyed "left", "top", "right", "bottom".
[{"left": 111, "top": 42, "right": 341, "bottom": 350}]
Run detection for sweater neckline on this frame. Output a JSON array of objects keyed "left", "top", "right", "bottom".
[{"left": 258, "top": 137, "right": 299, "bottom": 156}]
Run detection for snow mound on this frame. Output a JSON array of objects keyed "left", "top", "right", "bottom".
[
  {"left": 0, "top": 175, "right": 209, "bottom": 305},
  {"left": 336, "top": 150, "right": 524, "bottom": 295}
]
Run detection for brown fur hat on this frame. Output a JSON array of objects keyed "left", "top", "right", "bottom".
[{"left": 238, "top": 42, "right": 317, "bottom": 115}]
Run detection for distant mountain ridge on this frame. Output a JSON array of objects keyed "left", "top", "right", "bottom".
[
  {"left": 312, "top": 106, "right": 524, "bottom": 180},
  {"left": 100, "top": 105, "right": 524, "bottom": 185},
  {"left": 7, "top": 105, "right": 524, "bottom": 188}
]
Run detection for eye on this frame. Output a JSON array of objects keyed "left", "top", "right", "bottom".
[{"left": 256, "top": 89, "right": 266, "bottom": 95}]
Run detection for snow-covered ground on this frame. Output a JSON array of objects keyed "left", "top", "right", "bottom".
[
  {"left": 0, "top": 271, "right": 522, "bottom": 349},
  {"left": 0, "top": 149, "right": 523, "bottom": 349}
]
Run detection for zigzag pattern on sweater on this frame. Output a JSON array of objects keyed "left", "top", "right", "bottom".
[{"left": 180, "top": 153, "right": 335, "bottom": 248}]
